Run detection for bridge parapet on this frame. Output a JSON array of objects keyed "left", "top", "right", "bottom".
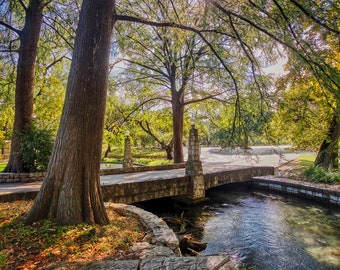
[
  {"left": 204, "top": 166, "right": 275, "bottom": 190},
  {"left": 102, "top": 176, "right": 191, "bottom": 204}
]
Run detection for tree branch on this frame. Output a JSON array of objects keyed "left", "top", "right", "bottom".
[
  {"left": 183, "top": 90, "right": 229, "bottom": 106},
  {"left": 289, "top": 0, "right": 340, "bottom": 35},
  {"left": 18, "top": 0, "right": 27, "bottom": 10},
  {"left": 0, "top": 21, "right": 21, "bottom": 36},
  {"left": 207, "top": 0, "right": 340, "bottom": 90},
  {"left": 137, "top": 120, "right": 165, "bottom": 147},
  {"left": 0, "top": 49, "right": 19, "bottom": 53}
]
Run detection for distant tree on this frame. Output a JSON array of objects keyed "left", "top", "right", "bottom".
[
  {"left": 0, "top": 0, "right": 77, "bottom": 172},
  {"left": 0, "top": 0, "right": 49, "bottom": 172},
  {"left": 136, "top": 109, "right": 174, "bottom": 160},
  {"left": 116, "top": 0, "right": 275, "bottom": 162},
  {"left": 116, "top": 2, "right": 208, "bottom": 163}
]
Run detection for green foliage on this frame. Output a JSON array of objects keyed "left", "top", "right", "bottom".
[
  {"left": 0, "top": 130, "right": 6, "bottom": 153},
  {"left": 269, "top": 78, "right": 332, "bottom": 150},
  {"left": 304, "top": 166, "right": 340, "bottom": 185},
  {"left": 0, "top": 252, "right": 7, "bottom": 268},
  {"left": 17, "top": 125, "right": 54, "bottom": 172}
]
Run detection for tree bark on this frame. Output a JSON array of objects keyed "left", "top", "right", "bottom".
[
  {"left": 172, "top": 90, "right": 185, "bottom": 163},
  {"left": 4, "top": 0, "right": 45, "bottom": 173},
  {"left": 25, "top": 0, "right": 115, "bottom": 225},
  {"left": 165, "top": 144, "right": 173, "bottom": 160},
  {"left": 104, "top": 144, "right": 111, "bottom": 158},
  {"left": 314, "top": 115, "right": 340, "bottom": 169},
  {"left": 170, "top": 61, "right": 185, "bottom": 164}
]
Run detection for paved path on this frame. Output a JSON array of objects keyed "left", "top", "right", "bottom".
[{"left": 0, "top": 146, "right": 306, "bottom": 196}]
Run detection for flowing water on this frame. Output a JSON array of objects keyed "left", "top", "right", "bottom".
[
  {"left": 137, "top": 185, "right": 340, "bottom": 270},
  {"left": 199, "top": 187, "right": 340, "bottom": 269}
]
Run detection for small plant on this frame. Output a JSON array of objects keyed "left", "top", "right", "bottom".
[
  {"left": 303, "top": 165, "right": 340, "bottom": 185},
  {"left": 17, "top": 124, "right": 54, "bottom": 172},
  {"left": 0, "top": 252, "right": 7, "bottom": 268}
]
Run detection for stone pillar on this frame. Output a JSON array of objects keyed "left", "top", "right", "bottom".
[
  {"left": 123, "top": 132, "right": 133, "bottom": 170},
  {"left": 185, "top": 124, "right": 207, "bottom": 203}
]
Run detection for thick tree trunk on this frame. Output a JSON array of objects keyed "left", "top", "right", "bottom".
[
  {"left": 4, "top": 0, "right": 44, "bottom": 173},
  {"left": 314, "top": 115, "right": 340, "bottom": 169},
  {"left": 172, "top": 90, "right": 185, "bottom": 163},
  {"left": 25, "top": 0, "right": 115, "bottom": 225}
]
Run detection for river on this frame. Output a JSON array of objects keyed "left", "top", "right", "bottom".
[{"left": 136, "top": 184, "right": 340, "bottom": 269}]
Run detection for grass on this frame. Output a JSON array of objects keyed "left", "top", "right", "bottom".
[
  {"left": 105, "top": 147, "right": 167, "bottom": 158},
  {"left": 0, "top": 163, "right": 6, "bottom": 172},
  {"left": 102, "top": 147, "right": 173, "bottom": 166},
  {"left": 279, "top": 153, "right": 340, "bottom": 185},
  {"left": 297, "top": 154, "right": 316, "bottom": 167},
  {"left": 102, "top": 157, "right": 173, "bottom": 166},
  {"left": 0, "top": 200, "right": 145, "bottom": 269}
]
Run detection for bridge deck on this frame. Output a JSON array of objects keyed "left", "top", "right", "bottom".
[{"left": 0, "top": 163, "right": 274, "bottom": 203}]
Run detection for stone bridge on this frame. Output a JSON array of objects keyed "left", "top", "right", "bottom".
[
  {"left": 101, "top": 166, "right": 274, "bottom": 204},
  {"left": 0, "top": 166, "right": 274, "bottom": 203},
  {"left": 0, "top": 122, "right": 275, "bottom": 204}
]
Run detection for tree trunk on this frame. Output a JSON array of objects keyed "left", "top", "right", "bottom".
[
  {"left": 172, "top": 90, "right": 185, "bottom": 163},
  {"left": 314, "top": 115, "right": 340, "bottom": 169},
  {"left": 104, "top": 144, "right": 111, "bottom": 158},
  {"left": 4, "top": 0, "right": 45, "bottom": 173},
  {"left": 25, "top": 0, "right": 115, "bottom": 225},
  {"left": 165, "top": 140, "right": 173, "bottom": 160}
]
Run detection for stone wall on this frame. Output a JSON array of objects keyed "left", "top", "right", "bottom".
[
  {"left": 47, "top": 203, "right": 235, "bottom": 270},
  {"left": 253, "top": 176, "right": 340, "bottom": 207},
  {"left": 102, "top": 176, "right": 190, "bottom": 204},
  {"left": 100, "top": 163, "right": 186, "bottom": 175},
  {"left": 204, "top": 166, "right": 275, "bottom": 190},
  {"left": 0, "top": 172, "right": 46, "bottom": 183}
]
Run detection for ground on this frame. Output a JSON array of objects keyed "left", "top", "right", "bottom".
[{"left": 0, "top": 201, "right": 145, "bottom": 270}]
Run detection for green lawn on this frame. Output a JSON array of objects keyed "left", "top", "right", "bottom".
[
  {"left": 296, "top": 153, "right": 316, "bottom": 168},
  {"left": 0, "top": 163, "right": 6, "bottom": 172}
]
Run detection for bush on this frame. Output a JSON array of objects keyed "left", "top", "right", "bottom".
[
  {"left": 303, "top": 165, "right": 340, "bottom": 185},
  {"left": 17, "top": 125, "right": 54, "bottom": 172}
]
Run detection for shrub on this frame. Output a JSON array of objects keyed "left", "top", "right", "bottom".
[
  {"left": 17, "top": 125, "right": 54, "bottom": 172},
  {"left": 303, "top": 165, "right": 340, "bottom": 185}
]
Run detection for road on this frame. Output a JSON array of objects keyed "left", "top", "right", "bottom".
[
  {"left": 0, "top": 145, "right": 309, "bottom": 196},
  {"left": 198, "top": 145, "right": 309, "bottom": 167}
]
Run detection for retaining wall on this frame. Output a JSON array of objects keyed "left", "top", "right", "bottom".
[{"left": 253, "top": 176, "right": 340, "bottom": 207}]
